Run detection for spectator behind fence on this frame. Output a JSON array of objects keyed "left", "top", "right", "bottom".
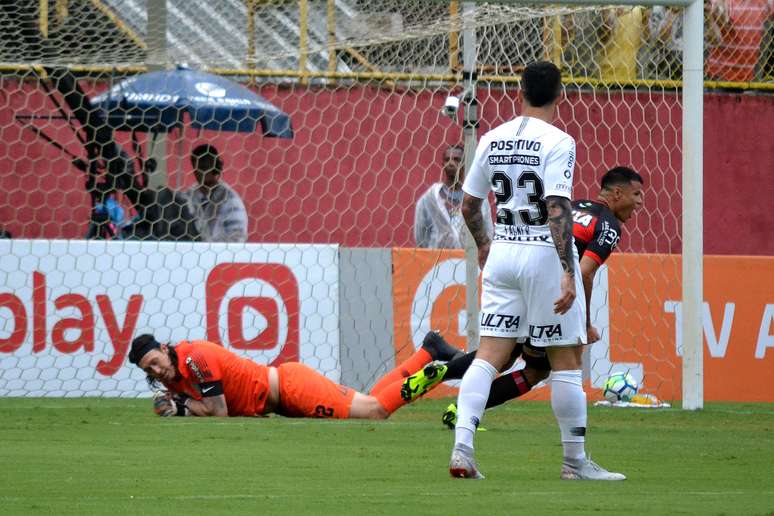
[
  {"left": 598, "top": 6, "right": 647, "bottom": 82},
  {"left": 186, "top": 144, "right": 248, "bottom": 243},
  {"left": 0, "top": 226, "right": 11, "bottom": 239},
  {"left": 639, "top": 6, "right": 682, "bottom": 80},
  {"left": 414, "top": 144, "right": 493, "bottom": 249},
  {"left": 707, "top": 0, "right": 769, "bottom": 82}
]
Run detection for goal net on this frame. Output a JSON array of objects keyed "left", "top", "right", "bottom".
[{"left": 0, "top": 0, "right": 716, "bottom": 402}]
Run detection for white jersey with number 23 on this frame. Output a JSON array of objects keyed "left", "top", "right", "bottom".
[{"left": 462, "top": 116, "right": 576, "bottom": 247}]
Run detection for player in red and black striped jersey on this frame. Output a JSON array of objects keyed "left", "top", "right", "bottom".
[
  {"left": 572, "top": 167, "right": 643, "bottom": 344},
  {"left": 401, "top": 167, "right": 644, "bottom": 414},
  {"left": 572, "top": 199, "right": 622, "bottom": 266}
]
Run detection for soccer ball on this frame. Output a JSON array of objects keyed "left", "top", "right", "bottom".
[{"left": 603, "top": 372, "right": 638, "bottom": 402}]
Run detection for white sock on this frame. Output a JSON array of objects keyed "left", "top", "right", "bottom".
[
  {"left": 551, "top": 369, "right": 587, "bottom": 461},
  {"left": 454, "top": 359, "right": 498, "bottom": 449}
]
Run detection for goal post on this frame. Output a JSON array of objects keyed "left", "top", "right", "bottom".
[
  {"left": 461, "top": 1, "right": 480, "bottom": 353},
  {"left": 680, "top": 0, "right": 704, "bottom": 410}
]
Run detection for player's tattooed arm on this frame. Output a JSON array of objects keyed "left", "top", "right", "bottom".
[
  {"left": 546, "top": 195, "right": 575, "bottom": 276},
  {"left": 187, "top": 393, "right": 228, "bottom": 417},
  {"left": 462, "top": 193, "right": 490, "bottom": 248}
]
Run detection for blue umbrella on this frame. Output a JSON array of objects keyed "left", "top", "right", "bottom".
[{"left": 90, "top": 66, "right": 293, "bottom": 138}]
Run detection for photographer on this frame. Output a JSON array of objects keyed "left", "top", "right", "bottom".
[{"left": 47, "top": 67, "right": 199, "bottom": 242}]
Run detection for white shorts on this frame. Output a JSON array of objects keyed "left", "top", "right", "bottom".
[{"left": 479, "top": 242, "right": 587, "bottom": 347}]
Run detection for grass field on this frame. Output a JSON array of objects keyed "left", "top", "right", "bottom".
[{"left": 1, "top": 398, "right": 773, "bottom": 516}]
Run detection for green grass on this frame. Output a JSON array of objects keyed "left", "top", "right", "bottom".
[{"left": 1, "top": 399, "right": 773, "bottom": 516}]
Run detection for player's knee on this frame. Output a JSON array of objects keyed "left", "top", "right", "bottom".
[
  {"left": 547, "top": 346, "right": 583, "bottom": 371},
  {"left": 476, "top": 342, "right": 515, "bottom": 371},
  {"left": 371, "top": 404, "right": 390, "bottom": 420},
  {"left": 364, "top": 399, "right": 389, "bottom": 419},
  {"left": 350, "top": 395, "right": 390, "bottom": 419}
]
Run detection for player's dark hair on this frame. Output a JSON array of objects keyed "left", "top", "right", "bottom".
[
  {"left": 600, "top": 166, "right": 644, "bottom": 190},
  {"left": 129, "top": 334, "right": 160, "bottom": 365},
  {"left": 191, "top": 144, "right": 223, "bottom": 174},
  {"left": 521, "top": 61, "right": 562, "bottom": 108}
]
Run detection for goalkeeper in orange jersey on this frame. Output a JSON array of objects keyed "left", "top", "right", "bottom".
[{"left": 128, "top": 331, "right": 461, "bottom": 419}]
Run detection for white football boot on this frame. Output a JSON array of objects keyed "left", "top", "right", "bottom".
[
  {"left": 560, "top": 456, "right": 626, "bottom": 481},
  {"left": 449, "top": 444, "right": 485, "bottom": 479}
]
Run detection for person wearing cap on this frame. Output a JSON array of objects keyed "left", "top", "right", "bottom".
[{"left": 128, "top": 332, "right": 461, "bottom": 419}]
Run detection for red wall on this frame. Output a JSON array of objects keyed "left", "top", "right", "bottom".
[{"left": 0, "top": 80, "right": 772, "bottom": 254}]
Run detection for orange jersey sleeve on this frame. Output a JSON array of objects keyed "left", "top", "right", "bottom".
[{"left": 171, "top": 341, "right": 271, "bottom": 416}]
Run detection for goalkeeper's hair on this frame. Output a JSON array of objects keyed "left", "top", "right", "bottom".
[
  {"left": 521, "top": 61, "right": 562, "bottom": 108},
  {"left": 600, "top": 166, "right": 644, "bottom": 190},
  {"left": 129, "top": 334, "right": 159, "bottom": 364}
]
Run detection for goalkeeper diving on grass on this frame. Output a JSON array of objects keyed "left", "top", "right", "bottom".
[
  {"left": 400, "top": 167, "right": 644, "bottom": 426},
  {"left": 129, "top": 331, "right": 461, "bottom": 419}
]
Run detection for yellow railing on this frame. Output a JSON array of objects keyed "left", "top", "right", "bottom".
[
  {"left": 25, "top": 0, "right": 774, "bottom": 92},
  {"left": 38, "top": 0, "right": 70, "bottom": 38},
  {"left": 3, "top": 61, "right": 774, "bottom": 93},
  {"left": 39, "top": 0, "right": 49, "bottom": 38},
  {"left": 327, "top": 0, "right": 337, "bottom": 75},
  {"left": 298, "top": 0, "right": 309, "bottom": 85}
]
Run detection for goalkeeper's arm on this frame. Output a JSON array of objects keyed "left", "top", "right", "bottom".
[
  {"left": 185, "top": 381, "right": 228, "bottom": 416},
  {"left": 580, "top": 255, "right": 602, "bottom": 343},
  {"left": 184, "top": 393, "right": 228, "bottom": 417}
]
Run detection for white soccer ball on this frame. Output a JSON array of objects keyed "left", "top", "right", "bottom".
[{"left": 603, "top": 372, "right": 638, "bottom": 402}]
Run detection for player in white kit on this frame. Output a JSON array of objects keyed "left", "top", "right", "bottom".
[{"left": 448, "top": 61, "right": 625, "bottom": 481}]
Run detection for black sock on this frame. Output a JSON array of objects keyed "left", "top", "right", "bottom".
[
  {"left": 443, "top": 350, "right": 477, "bottom": 380},
  {"left": 486, "top": 370, "right": 532, "bottom": 409}
]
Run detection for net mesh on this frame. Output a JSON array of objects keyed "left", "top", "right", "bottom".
[{"left": 0, "top": 1, "right": 769, "bottom": 401}]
